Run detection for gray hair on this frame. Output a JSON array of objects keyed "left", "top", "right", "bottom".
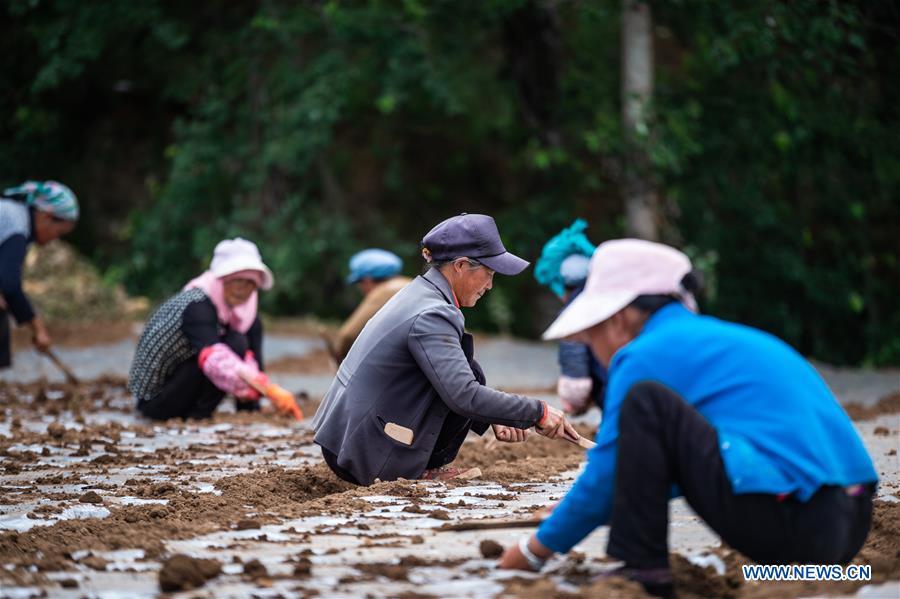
[{"left": 424, "top": 257, "right": 483, "bottom": 273}]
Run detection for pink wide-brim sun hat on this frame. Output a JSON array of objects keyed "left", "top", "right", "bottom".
[
  {"left": 542, "top": 239, "right": 693, "bottom": 340},
  {"left": 209, "top": 237, "right": 274, "bottom": 290}
]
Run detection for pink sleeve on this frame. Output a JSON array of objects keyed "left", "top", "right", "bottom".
[
  {"left": 198, "top": 343, "right": 259, "bottom": 397},
  {"left": 244, "top": 350, "right": 260, "bottom": 372}
]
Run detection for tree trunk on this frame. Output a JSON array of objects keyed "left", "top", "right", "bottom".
[{"left": 621, "top": 0, "right": 658, "bottom": 240}]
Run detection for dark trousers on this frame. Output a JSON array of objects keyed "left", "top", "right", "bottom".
[
  {"left": 0, "top": 308, "right": 10, "bottom": 368},
  {"left": 424, "top": 352, "right": 489, "bottom": 470},
  {"left": 137, "top": 330, "right": 259, "bottom": 420},
  {"left": 607, "top": 381, "right": 873, "bottom": 569},
  {"left": 321, "top": 414, "right": 473, "bottom": 486},
  {"left": 322, "top": 447, "right": 360, "bottom": 485},
  {"left": 426, "top": 412, "right": 473, "bottom": 469}
]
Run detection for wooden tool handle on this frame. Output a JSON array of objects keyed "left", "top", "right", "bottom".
[
  {"left": 318, "top": 329, "right": 339, "bottom": 370},
  {"left": 535, "top": 426, "right": 597, "bottom": 450},
  {"left": 239, "top": 372, "right": 268, "bottom": 396},
  {"left": 440, "top": 518, "right": 543, "bottom": 532},
  {"left": 556, "top": 432, "right": 597, "bottom": 450},
  {"left": 44, "top": 349, "right": 79, "bottom": 385},
  {"left": 574, "top": 435, "right": 597, "bottom": 450}
]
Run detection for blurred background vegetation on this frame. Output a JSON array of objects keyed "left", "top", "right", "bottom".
[{"left": 1, "top": 0, "right": 898, "bottom": 365}]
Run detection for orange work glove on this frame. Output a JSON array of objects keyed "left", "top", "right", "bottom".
[{"left": 264, "top": 382, "right": 303, "bottom": 421}]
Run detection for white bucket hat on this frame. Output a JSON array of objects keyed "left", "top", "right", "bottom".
[
  {"left": 209, "top": 238, "right": 274, "bottom": 290},
  {"left": 542, "top": 239, "right": 693, "bottom": 340}
]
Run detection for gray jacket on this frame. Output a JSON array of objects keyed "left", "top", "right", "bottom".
[{"left": 314, "top": 268, "right": 544, "bottom": 484}]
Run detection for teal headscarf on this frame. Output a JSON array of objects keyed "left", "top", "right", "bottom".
[
  {"left": 4, "top": 180, "right": 79, "bottom": 221},
  {"left": 534, "top": 219, "right": 596, "bottom": 298}
]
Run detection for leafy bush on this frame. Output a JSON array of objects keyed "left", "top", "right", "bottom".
[{"left": 2, "top": 0, "right": 898, "bottom": 364}]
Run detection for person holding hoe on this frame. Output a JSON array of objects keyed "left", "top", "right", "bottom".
[
  {"left": 499, "top": 239, "right": 877, "bottom": 598},
  {"left": 314, "top": 213, "right": 580, "bottom": 485},
  {"left": 129, "top": 237, "right": 302, "bottom": 421},
  {"left": 0, "top": 181, "right": 79, "bottom": 370}
]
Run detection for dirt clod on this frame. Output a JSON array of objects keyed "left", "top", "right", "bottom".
[
  {"left": 47, "top": 422, "right": 66, "bottom": 439},
  {"left": 479, "top": 539, "right": 504, "bottom": 558},
  {"left": 158, "top": 554, "right": 222, "bottom": 592},
  {"left": 81, "top": 555, "right": 108, "bottom": 571},
  {"left": 243, "top": 559, "right": 268, "bottom": 579},
  {"left": 236, "top": 518, "right": 261, "bottom": 530},
  {"left": 78, "top": 491, "right": 103, "bottom": 504},
  {"left": 293, "top": 557, "right": 312, "bottom": 577},
  {"left": 357, "top": 562, "right": 408, "bottom": 581}
]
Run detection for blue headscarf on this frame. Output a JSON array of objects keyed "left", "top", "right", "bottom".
[
  {"left": 347, "top": 249, "right": 403, "bottom": 284},
  {"left": 534, "top": 219, "right": 596, "bottom": 298},
  {"left": 4, "top": 180, "right": 79, "bottom": 221}
]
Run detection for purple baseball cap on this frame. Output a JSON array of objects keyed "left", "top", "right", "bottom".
[{"left": 421, "top": 213, "right": 530, "bottom": 276}]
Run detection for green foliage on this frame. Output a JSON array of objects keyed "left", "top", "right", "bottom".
[
  {"left": 652, "top": 0, "right": 900, "bottom": 364},
  {"left": 1, "top": 0, "right": 898, "bottom": 364}
]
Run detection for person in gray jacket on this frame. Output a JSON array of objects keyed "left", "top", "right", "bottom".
[{"left": 314, "top": 213, "right": 578, "bottom": 485}]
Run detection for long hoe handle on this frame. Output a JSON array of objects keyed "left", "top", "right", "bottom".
[
  {"left": 440, "top": 518, "right": 543, "bottom": 532},
  {"left": 44, "top": 349, "right": 79, "bottom": 385},
  {"left": 318, "top": 329, "right": 340, "bottom": 371}
]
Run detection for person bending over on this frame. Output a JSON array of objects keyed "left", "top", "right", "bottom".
[
  {"left": 314, "top": 213, "right": 578, "bottom": 485},
  {"left": 500, "top": 239, "right": 877, "bottom": 598},
  {"left": 0, "top": 181, "right": 79, "bottom": 369},
  {"left": 129, "top": 238, "right": 300, "bottom": 421}
]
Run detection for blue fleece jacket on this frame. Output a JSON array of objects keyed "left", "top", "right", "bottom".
[{"left": 536, "top": 303, "right": 878, "bottom": 553}]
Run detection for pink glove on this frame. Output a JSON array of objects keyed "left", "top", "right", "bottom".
[
  {"left": 244, "top": 350, "right": 260, "bottom": 372},
  {"left": 557, "top": 375, "right": 593, "bottom": 414},
  {"left": 198, "top": 343, "right": 263, "bottom": 399},
  {"left": 240, "top": 351, "right": 270, "bottom": 400}
]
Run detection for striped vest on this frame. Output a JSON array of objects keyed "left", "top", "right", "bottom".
[{"left": 128, "top": 288, "right": 210, "bottom": 401}]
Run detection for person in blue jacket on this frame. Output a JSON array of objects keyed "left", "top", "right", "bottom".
[
  {"left": 534, "top": 219, "right": 607, "bottom": 414},
  {"left": 0, "top": 181, "right": 79, "bottom": 368},
  {"left": 500, "top": 239, "right": 877, "bottom": 598}
]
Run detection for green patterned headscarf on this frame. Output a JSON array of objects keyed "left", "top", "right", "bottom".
[
  {"left": 3, "top": 180, "right": 79, "bottom": 221},
  {"left": 534, "top": 219, "right": 596, "bottom": 298}
]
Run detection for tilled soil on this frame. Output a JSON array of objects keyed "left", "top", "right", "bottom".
[
  {"left": 844, "top": 391, "right": 900, "bottom": 421},
  {"left": 0, "top": 378, "right": 898, "bottom": 597}
]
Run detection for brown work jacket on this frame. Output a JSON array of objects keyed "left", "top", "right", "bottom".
[{"left": 334, "top": 276, "right": 411, "bottom": 361}]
